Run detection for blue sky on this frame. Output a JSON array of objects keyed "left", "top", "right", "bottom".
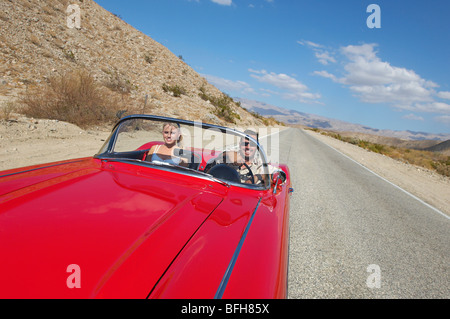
[{"left": 95, "top": 0, "right": 450, "bottom": 134}]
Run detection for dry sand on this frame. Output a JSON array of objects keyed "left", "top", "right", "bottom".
[
  {"left": 1, "top": 117, "right": 449, "bottom": 217},
  {"left": 0, "top": 116, "right": 110, "bottom": 171}
]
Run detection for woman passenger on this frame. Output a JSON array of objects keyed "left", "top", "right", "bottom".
[{"left": 147, "top": 122, "right": 187, "bottom": 166}]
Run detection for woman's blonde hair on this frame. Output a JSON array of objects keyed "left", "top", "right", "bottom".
[{"left": 162, "top": 122, "right": 183, "bottom": 146}]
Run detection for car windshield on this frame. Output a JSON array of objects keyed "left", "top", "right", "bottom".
[{"left": 96, "top": 115, "right": 274, "bottom": 189}]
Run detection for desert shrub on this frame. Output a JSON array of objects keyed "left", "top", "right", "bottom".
[
  {"left": 63, "top": 49, "right": 76, "bottom": 62},
  {"left": 212, "top": 94, "right": 241, "bottom": 124},
  {"left": 198, "top": 87, "right": 240, "bottom": 123},
  {"left": 162, "top": 83, "right": 187, "bottom": 97},
  {"left": 368, "top": 143, "right": 386, "bottom": 154},
  {"left": 0, "top": 101, "right": 17, "bottom": 120},
  {"left": 249, "top": 111, "right": 281, "bottom": 126},
  {"left": 144, "top": 53, "right": 154, "bottom": 64},
  {"left": 105, "top": 70, "right": 137, "bottom": 95},
  {"left": 20, "top": 69, "right": 127, "bottom": 128},
  {"left": 319, "top": 129, "right": 450, "bottom": 177}
]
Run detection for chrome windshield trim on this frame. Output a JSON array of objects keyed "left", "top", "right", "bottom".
[
  {"left": 101, "top": 114, "right": 269, "bottom": 177},
  {"left": 96, "top": 114, "right": 273, "bottom": 190},
  {"left": 214, "top": 197, "right": 262, "bottom": 299}
]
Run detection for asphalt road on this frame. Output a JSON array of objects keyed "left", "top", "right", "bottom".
[{"left": 276, "top": 128, "right": 449, "bottom": 298}]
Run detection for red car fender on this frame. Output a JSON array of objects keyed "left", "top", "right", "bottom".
[
  {"left": 221, "top": 168, "right": 291, "bottom": 299},
  {"left": 148, "top": 167, "right": 292, "bottom": 299}
]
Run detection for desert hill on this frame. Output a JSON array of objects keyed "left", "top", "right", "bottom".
[
  {"left": 0, "top": 0, "right": 267, "bottom": 127},
  {"left": 425, "top": 140, "right": 450, "bottom": 156}
]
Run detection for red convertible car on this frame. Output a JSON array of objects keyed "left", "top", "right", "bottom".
[{"left": 0, "top": 115, "right": 292, "bottom": 299}]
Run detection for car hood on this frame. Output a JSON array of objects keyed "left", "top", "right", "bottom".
[{"left": 0, "top": 159, "right": 230, "bottom": 298}]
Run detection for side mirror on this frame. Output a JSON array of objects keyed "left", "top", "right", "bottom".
[{"left": 272, "top": 169, "right": 286, "bottom": 194}]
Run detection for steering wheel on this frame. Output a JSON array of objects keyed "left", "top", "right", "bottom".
[
  {"left": 208, "top": 164, "right": 241, "bottom": 183},
  {"left": 240, "top": 162, "right": 255, "bottom": 184},
  {"left": 205, "top": 153, "right": 255, "bottom": 184}
]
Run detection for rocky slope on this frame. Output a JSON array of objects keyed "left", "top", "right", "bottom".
[{"left": 0, "top": 0, "right": 265, "bottom": 127}]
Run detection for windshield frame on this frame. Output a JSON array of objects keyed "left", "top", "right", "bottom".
[{"left": 94, "top": 114, "right": 272, "bottom": 190}]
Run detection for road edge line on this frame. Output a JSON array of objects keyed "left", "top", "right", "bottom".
[{"left": 306, "top": 130, "right": 450, "bottom": 221}]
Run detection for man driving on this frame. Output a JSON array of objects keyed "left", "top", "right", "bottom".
[{"left": 222, "top": 130, "right": 267, "bottom": 185}]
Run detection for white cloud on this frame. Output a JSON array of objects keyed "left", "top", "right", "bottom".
[
  {"left": 249, "top": 69, "right": 307, "bottom": 91},
  {"left": 297, "top": 40, "right": 323, "bottom": 49},
  {"left": 298, "top": 40, "right": 335, "bottom": 65},
  {"left": 202, "top": 70, "right": 321, "bottom": 104},
  {"left": 348, "top": 81, "right": 434, "bottom": 105},
  {"left": 314, "top": 43, "right": 447, "bottom": 115},
  {"left": 438, "top": 91, "right": 450, "bottom": 100},
  {"left": 211, "top": 0, "right": 232, "bottom": 6},
  {"left": 313, "top": 70, "right": 337, "bottom": 81},
  {"left": 315, "top": 51, "right": 336, "bottom": 65},
  {"left": 249, "top": 69, "right": 321, "bottom": 103},
  {"left": 340, "top": 44, "right": 437, "bottom": 90},
  {"left": 340, "top": 43, "right": 378, "bottom": 61},
  {"left": 202, "top": 74, "right": 255, "bottom": 94},
  {"left": 402, "top": 113, "right": 424, "bottom": 121},
  {"left": 412, "top": 102, "right": 450, "bottom": 114}
]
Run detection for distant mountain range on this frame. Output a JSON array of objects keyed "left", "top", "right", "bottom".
[{"left": 236, "top": 98, "right": 450, "bottom": 142}]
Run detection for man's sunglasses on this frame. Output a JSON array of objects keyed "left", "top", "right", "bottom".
[{"left": 240, "top": 141, "right": 257, "bottom": 147}]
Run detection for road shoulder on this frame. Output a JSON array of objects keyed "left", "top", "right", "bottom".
[{"left": 304, "top": 129, "right": 450, "bottom": 217}]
